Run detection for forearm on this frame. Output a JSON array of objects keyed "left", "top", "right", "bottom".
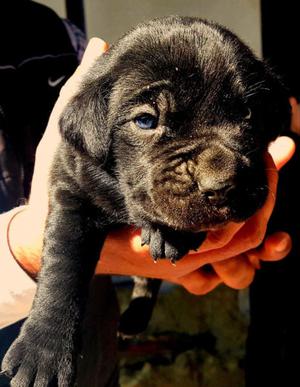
[
  {"left": 7, "top": 206, "right": 43, "bottom": 279},
  {"left": 0, "top": 207, "right": 37, "bottom": 328}
]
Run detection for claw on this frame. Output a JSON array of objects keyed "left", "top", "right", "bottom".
[
  {"left": 170, "top": 258, "right": 177, "bottom": 266},
  {"left": 141, "top": 228, "right": 151, "bottom": 246}
]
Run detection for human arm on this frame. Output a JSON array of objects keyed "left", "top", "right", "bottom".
[{"left": 0, "top": 207, "right": 37, "bottom": 328}]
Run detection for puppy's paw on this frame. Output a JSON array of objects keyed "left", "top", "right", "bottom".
[
  {"left": 141, "top": 225, "right": 206, "bottom": 263},
  {"left": 2, "top": 325, "right": 76, "bottom": 387}
]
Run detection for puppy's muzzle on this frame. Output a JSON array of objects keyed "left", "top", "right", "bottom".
[{"left": 150, "top": 144, "right": 266, "bottom": 230}]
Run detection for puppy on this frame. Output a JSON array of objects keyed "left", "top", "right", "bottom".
[{"left": 2, "top": 16, "right": 290, "bottom": 386}]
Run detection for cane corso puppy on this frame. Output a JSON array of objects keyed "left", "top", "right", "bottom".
[{"left": 2, "top": 16, "right": 290, "bottom": 386}]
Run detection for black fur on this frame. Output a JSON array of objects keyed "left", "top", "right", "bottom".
[{"left": 2, "top": 16, "right": 290, "bottom": 386}]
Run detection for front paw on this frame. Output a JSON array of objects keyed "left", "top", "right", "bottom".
[
  {"left": 141, "top": 225, "right": 206, "bottom": 263},
  {"left": 2, "top": 324, "right": 76, "bottom": 387}
]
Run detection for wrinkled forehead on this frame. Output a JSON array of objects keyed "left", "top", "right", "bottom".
[{"left": 107, "top": 27, "right": 247, "bottom": 110}]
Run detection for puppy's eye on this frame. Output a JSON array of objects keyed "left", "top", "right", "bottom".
[
  {"left": 245, "top": 108, "right": 252, "bottom": 120},
  {"left": 134, "top": 114, "right": 158, "bottom": 129}
]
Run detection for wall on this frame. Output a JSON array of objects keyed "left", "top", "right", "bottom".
[
  {"left": 36, "top": 0, "right": 66, "bottom": 17},
  {"left": 36, "top": 0, "right": 261, "bottom": 54},
  {"left": 85, "top": 0, "right": 262, "bottom": 55}
]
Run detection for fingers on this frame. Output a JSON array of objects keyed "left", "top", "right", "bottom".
[
  {"left": 175, "top": 269, "right": 222, "bottom": 295},
  {"left": 53, "top": 38, "right": 108, "bottom": 119},
  {"left": 263, "top": 152, "right": 278, "bottom": 217},
  {"left": 30, "top": 38, "right": 108, "bottom": 207},
  {"left": 104, "top": 227, "right": 288, "bottom": 294},
  {"left": 212, "top": 255, "right": 255, "bottom": 289},
  {"left": 177, "top": 252, "right": 257, "bottom": 294},
  {"left": 40, "top": 37, "right": 108, "bottom": 145},
  {"left": 60, "top": 38, "right": 108, "bottom": 98},
  {"left": 197, "top": 222, "right": 244, "bottom": 253},
  {"left": 268, "top": 136, "right": 295, "bottom": 170},
  {"left": 290, "top": 97, "right": 300, "bottom": 135},
  {"left": 246, "top": 231, "right": 292, "bottom": 263},
  {"left": 190, "top": 166, "right": 278, "bottom": 264},
  {"left": 219, "top": 153, "right": 279, "bottom": 257},
  {"left": 217, "top": 149, "right": 293, "bottom": 260},
  {"left": 197, "top": 137, "right": 295, "bottom": 255},
  {"left": 193, "top": 138, "right": 294, "bottom": 255},
  {"left": 79, "top": 37, "right": 108, "bottom": 73}
]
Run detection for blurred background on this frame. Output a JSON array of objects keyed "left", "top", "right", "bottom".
[{"left": 40, "top": 0, "right": 262, "bottom": 54}]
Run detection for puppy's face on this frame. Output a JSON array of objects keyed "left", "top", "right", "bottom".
[{"left": 61, "top": 17, "right": 290, "bottom": 232}]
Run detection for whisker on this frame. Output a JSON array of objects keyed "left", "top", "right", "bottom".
[
  {"left": 244, "top": 79, "right": 270, "bottom": 99},
  {"left": 244, "top": 147, "right": 259, "bottom": 157}
]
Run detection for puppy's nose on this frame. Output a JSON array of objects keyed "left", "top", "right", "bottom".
[
  {"left": 202, "top": 182, "right": 235, "bottom": 206},
  {"left": 194, "top": 145, "right": 238, "bottom": 205}
]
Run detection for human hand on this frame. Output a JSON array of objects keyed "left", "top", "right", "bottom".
[
  {"left": 99, "top": 136, "right": 295, "bottom": 294},
  {"left": 8, "top": 38, "right": 109, "bottom": 277},
  {"left": 290, "top": 96, "right": 300, "bottom": 135},
  {"left": 29, "top": 38, "right": 109, "bottom": 213}
]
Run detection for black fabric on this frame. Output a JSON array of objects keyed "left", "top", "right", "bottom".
[
  {"left": 246, "top": 133, "right": 300, "bottom": 387},
  {"left": 261, "top": 0, "right": 300, "bottom": 100},
  {"left": 0, "top": 0, "right": 79, "bottom": 212},
  {"left": 246, "top": 2, "right": 300, "bottom": 386}
]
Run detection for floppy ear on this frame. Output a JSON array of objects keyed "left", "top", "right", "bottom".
[{"left": 59, "top": 75, "right": 112, "bottom": 162}]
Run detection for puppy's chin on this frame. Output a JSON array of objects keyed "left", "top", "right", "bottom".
[{"left": 148, "top": 184, "right": 268, "bottom": 232}]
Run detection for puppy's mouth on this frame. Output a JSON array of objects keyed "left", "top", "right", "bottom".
[
  {"left": 147, "top": 184, "right": 267, "bottom": 232},
  {"left": 124, "top": 142, "right": 269, "bottom": 233},
  {"left": 146, "top": 152, "right": 269, "bottom": 232},
  {"left": 148, "top": 182, "right": 268, "bottom": 232}
]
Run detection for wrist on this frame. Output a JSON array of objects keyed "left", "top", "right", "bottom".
[{"left": 7, "top": 206, "right": 44, "bottom": 279}]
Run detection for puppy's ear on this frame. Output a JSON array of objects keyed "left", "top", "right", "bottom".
[{"left": 59, "top": 76, "right": 111, "bottom": 162}]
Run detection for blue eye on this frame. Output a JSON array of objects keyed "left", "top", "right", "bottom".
[{"left": 134, "top": 114, "right": 158, "bottom": 129}]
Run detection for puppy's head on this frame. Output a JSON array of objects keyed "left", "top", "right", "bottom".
[{"left": 60, "top": 16, "right": 291, "bottom": 231}]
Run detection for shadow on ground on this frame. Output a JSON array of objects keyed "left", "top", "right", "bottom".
[{"left": 117, "top": 284, "right": 247, "bottom": 387}]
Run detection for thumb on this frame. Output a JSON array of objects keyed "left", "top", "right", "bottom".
[{"left": 268, "top": 136, "right": 296, "bottom": 170}]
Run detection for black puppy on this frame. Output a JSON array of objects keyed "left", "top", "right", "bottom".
[{"left": 2, "top": 16, "right": 290, "bottom": 386}]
